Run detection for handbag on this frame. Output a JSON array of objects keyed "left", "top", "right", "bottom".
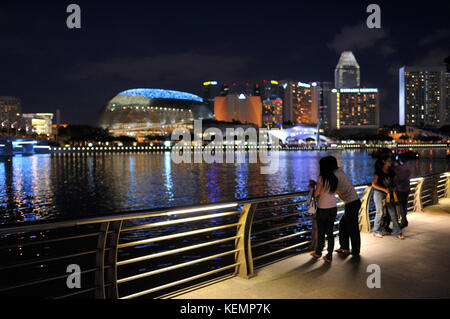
[{"left": 307, "top": 188, "right": 317, "bottom": 215}]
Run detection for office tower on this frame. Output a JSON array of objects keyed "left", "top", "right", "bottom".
[
  {"left": 202, "top": 81, "right": 220, "bottom": 112},
  {"left": 262, "top": 98, "right": 283, "bottom": 128},
  {"left": 214, "top": 93, "right": 262, "bottom": 127},
  {"left": 309, "top": 81, "right": 333, "bottom": 130},
  {"left": 0, "top": 96, "right": 22, "bottom": 129},
  {"left": 253, "top": 80, "right": 283, "bottom": 100},
  {"left": 335, "top": 51, "right": 360, "bottom": 89},
  {"left": 399, "top": 66, "right": 447, "bottom": 127},
  {"left": 446, "top": 72, "right": 450, "bottom": 125},
  {"left": 280, "top": 81, "right": 317, "bottom": 125},
  {"left": 329, "top": 88, "right": 379, "bottom": 130}
]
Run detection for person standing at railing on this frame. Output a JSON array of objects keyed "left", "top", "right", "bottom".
[
  {"left": 319, "top": 156, "right": 362, "bottom": 257},
  {"left": 394, "top": 153, "right": 412, "bottom": 228},
  {"left": 371, "top": 154, "right": 405, "bottom": 240},
  {"left": 308, "top": 156, "right": 338, "bottom": 263}
]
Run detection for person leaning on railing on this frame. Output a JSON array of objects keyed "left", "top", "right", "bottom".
[
  {"left": 328, "top": 156, "right": 362, "bottom": 257},
  {"left": 371, "top": 153, "right": 405, "bottom": 240}
]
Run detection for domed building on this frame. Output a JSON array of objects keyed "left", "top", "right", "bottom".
[{"left": 98, "top": 88, "right": 213, "bottom": 140}]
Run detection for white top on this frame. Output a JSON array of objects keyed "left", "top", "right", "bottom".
[
  {"left": 334, "top": 168, "right": 359, "bottom": 203},
  {"left": 315, "top": 176, "right": 337, "bottom": 209}
]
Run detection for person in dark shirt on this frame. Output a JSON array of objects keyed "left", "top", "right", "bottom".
[{"left": 371, "top": 154, "right": 404, "bottom": 239}]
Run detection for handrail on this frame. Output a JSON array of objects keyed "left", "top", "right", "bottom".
[{"left": 0, "top": 171, "right": 447, "bottom": 299}]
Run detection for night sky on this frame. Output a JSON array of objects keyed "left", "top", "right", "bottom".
[{"left": 1, "top": 0, "right": 449, "bottom": 126}]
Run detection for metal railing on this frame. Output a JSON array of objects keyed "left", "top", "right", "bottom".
[{"left": 0, "top": 171, "right": 448, "bottom": 299}]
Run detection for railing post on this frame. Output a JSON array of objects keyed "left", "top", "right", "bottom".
[
  {"left": 95, "top": 222, "right": 110, "bottom": 299},
  {"left": 413, "top": 178, "right": 424, "bottom": 213},
  {"left": 105, "top": 220, "right": 122, "bottom": 299},
  {"left": 234, "top": 203, "right": 257, "bottom": 279},
  {"left": 445, "top": 173, "right": 450, "bottom": 198},
  {"left": 358, "top": 186, "right": 372, "bottom": 232},
  {"left": 431, "top": 175, "right": 439, "bottom": 205}
]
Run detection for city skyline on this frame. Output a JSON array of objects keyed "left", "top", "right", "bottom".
[{"left": 0, "top": 0, "right": 449, "bottom": 126}]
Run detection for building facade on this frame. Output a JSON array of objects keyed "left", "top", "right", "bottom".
[
  {"left": 214, "top": 94, "right": 262, "bottom": 127},
  {"left": 262, "top": 98, "right": 283, "bottom": 128},
  {"left": 0, "top": 96, "right": 22, "bottom": 130},
  {"left": 99, "top": 88, "right": 213, "bottom": 140},
  {"left": 399, "top": 66, "right": 447, "bottom": 127},
  {"left": 22, "top": 113, "right": 54, "bottom": 136},
  {"left": 329, "top": 88, "right": 380, "bottom": 130},
  {"left": 280, "top": 81, "right": 318, "bottom": 126}
]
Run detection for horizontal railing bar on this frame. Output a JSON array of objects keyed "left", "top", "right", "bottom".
[
  {"left": 121, "top": 211, "right": 241, "bottom": 232},
  {"left": 0, "top": 232, "right": 104, "bottom": 250},
  {"left": 252, "top": 220, "right": 311, "bottom": 237},
  {"left": 53, "top": 287, "right": 97, "bottom": 299},
  {"left": 252, "top": 230, "right": 310, "bottom": 248},
  {"left": 256, "top": 201, "right": 306, "bottom": 212},
  {"left": 421, "top": 194, "right": 432, "bottom": 199},
  {"left": 253, "top": 241, "right": 311, "bottom": 261},
  {"left": 120, "top": 263, "right": 239, "bottom": 299},
  {"left": 117, "top": 235, "right": 240, "bottom": 266},
  {"left": 117, "top": 249, "right": 240, "bottom": 284},
  {"left": 0, "top": 268, "right": 97, "bottom": 293},
  {"left": 253, "top": 210, "right": 307, "bottom": 224},
  {"left": 118, "top": 223, "right": 240, "bottom": 248},
  {"left": 0, "top": 250, "right": 98, "bottom": 271}
]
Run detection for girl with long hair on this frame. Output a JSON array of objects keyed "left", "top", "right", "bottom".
[{"left": 309, "top": 156, "right": 339, "bottom": 263}]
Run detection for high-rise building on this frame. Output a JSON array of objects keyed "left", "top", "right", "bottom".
[
  {"left": 335, "top": 51, "right": 360, "bottom": 89},
  {"left": 311, "top": 81, "right": 333, "bottom": 130},
  {"left": 202, "top": 81, "right": 220, "bottom": 112},
  {"left": 280, "top": 81, "right": 318, "bottom": 125},
  {"left": 329, "top": 88, "right": 379, "bottom": 130},
  {"left": 446, "top": 72, "right": 450, "bottom": 125},
  {"left": 399, "top": 66, "right": 447, "bottom": 127},
  {"left": 262, "top": 98, "right": 283, "bottom": 128},
  {"left": 0, "top": 96, "right": 22, "bottom": 129},
  {"left": 214, "top": 93, "right": 262, "bottom": 127}
]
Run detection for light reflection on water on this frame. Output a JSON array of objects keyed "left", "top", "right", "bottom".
[{"left": 0, "top": 149, "right": 448, "bottom": 225}]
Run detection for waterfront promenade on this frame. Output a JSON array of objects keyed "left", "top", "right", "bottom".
[{"left": 175, "top": 199, "right": 450, "bottom": 299}]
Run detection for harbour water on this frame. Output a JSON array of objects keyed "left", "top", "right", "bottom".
[{"left": 0, "top": 149, "right": 448, "bottom": 225}]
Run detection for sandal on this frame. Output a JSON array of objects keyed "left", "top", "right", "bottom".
[
  {"left": 310, "top": 252, "right": 321, "bottom": 258},
  {"left": 374, "top": 233, "right": 383, "bottom": 238},
  {"left": 323, "top": 256, "right": 332, "bottom": 263},
  {"left": 397, "top": 235, "right": 405, "bottom": 240}
]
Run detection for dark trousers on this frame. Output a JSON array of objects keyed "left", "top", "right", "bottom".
[
  {"left": 396, "top": 191, "right": 409, "bottom": 227},
  {"left": 338, "top": 199, "right": 362, "bottom": 255},
  {"left": 315, "top": 207, "right": 337, "bottom": 259}
]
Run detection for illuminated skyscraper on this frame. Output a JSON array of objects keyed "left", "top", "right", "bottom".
[
  {"left": 334, "top": 51, "right": 360, "bottom": 89},
  {"left": 280, "top": 81, "right": 317, "bottom": 125},
  {"left": 399, "top": 66, "right": 447, "bottom": 127},
  {"left": 262, "top": 98, "right": 283, "bottom": 128},
  {"left": 202, "top": 81, "right": 220, "bottom": 112},
  {"left": 329, "top": 88, "right": 379, "bottom": 130}
]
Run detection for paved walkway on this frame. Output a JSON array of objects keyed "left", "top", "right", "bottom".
[{"left": 176, "top": 199, "right": 450, "bottom": 299}]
